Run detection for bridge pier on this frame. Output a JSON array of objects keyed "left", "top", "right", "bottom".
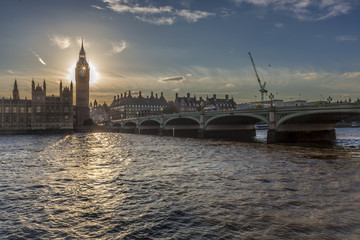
[{"left": 267, "top": 129, "right": 336, "bottom": 143}]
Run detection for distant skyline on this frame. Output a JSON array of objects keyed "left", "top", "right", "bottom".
[{"left": 1, "top": 0, "right": 360, "bottom": 104}]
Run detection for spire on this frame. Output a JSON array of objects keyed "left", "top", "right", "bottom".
[
  {"left": 14, "top": 79, "right": 18, "bottom": 90},
  {"left": 79, "top": 37, "right": 86, "bottom": 58},
  {"left": 13, "top": 79, "right": 19, "bottom": 100}
]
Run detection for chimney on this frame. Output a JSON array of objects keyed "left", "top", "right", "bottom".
[
  {"left": 213, "top": 94, "right": 216, "bottom": 99},
  {"left": 117, "top": 95, "right": 119, "bottom": 100},
  {"left": 175, "top": 93, "right": 178, "bottom": 99},
  {"left": 114, "top": 96, "right": 116, "bottom": 100},
  {"left": 124, "top": 92, "right": 127, "bottom": 98},
  {"left": 156, "top": 93, "right": 158, "bottom": 99},
  {"left": 139, "top": 91, "right": 142, "bottom": 97},
  {"left": 121, "top": 93, "right": 123, "bottom": 98},
  {"left": 225, "top": 94, "right": 229, "bottom": 100},
  {"left": 187, "top": 93, "right": 190, "bottom": 98}
]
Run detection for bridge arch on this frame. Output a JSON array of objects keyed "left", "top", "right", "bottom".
[
  {"left": 139, "top": 119, "right": 161, "bottom": 126},
  {"left": 205, "top": 113, "right": 268, "bottom": 129},
  {"left": 123, "top": 121, "right": 137, "bottom": 128},
  {"left": 276, "top": 109, "right": 360, "bottom": 130},
  {"left": 164, "top": 116, "right": 200, "bottom": 126}
]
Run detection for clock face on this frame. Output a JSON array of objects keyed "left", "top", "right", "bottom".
[{"left": 79, "top": 69, "right": 86, "bottom": 77}]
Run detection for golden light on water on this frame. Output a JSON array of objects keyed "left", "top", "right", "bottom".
[{"left": 68, "top": 62, "right": 99, "bottom": 85}]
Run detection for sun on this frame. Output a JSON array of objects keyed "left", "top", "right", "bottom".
[{"left": 68, "top": 62, "right": 99, "bottom": 84}]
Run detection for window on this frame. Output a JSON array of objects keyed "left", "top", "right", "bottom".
[
  {"left": 5, "top": 107, "right": 9, "bottom": 113},
  {"left": 64, "top": 107, "right": 69, "bottom": 113},
  {"left": 28, "top": 107, "right": 32, "bottom": 113},
  {"left": 36, "top": 106, "right": 41, "bottom": 113},
  {"left": 20, "top": 107, "right": 25, "bottom": 113}
]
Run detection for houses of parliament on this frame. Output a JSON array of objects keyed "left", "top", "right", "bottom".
[{"left": 0, "top": 41, "right": 90, "bottom": 131}]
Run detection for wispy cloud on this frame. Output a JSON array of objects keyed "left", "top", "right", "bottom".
[
  {"left": 274, "top": 22, "right": 284, "bottom": 28},
  {"left": 232, "top": 0, "right": 353, "bottom": 21},
  {"left": 112, "top": 40, "right": 127, "bottom": 53},
  {"left": 336, "top": 35, "right": 358, "bottom": 41},
  {"left": 100, "top": 0, "right": 214, "bottom": 25},
  {"left": 7, "top": 69, "right": 16, "bottom": 74},
  {"left": 103, "top": 0, "right": 172, "bottom": 14},
  {"left": 136, "top": 16, "right": 175, "bottom": 25},
  {"left": 29, "top": 48, "right": 46, "bottom": 65},
  {"left": 49, "top": 34, "right": 72, "bottom": 49},
  {"left": 160, "top": 76, "right": 186, "bottom": 82},
  {"left": 176, "top": 9, "right": 215, "bottom": 23},
  {"left": 91, "top": 5, "right": 105, "bottom": 10},
  {"left": 343, "top": 72, "right": 360, "bottom": 78}
]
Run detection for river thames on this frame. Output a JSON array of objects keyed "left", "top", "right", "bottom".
[{"left": 1, "top": 128, "right": 360, "bottom": 239}]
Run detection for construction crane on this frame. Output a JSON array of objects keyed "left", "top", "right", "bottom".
[{"left": 248, "top": 52, "right": 268, "bottom": 107}]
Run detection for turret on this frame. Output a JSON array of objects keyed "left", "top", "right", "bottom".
[
  {"left": 43, "top": 79, "right": 46, "bottom": 95},
  {"left": 13, "top": 79, "right": 20, "bottom": 100}
]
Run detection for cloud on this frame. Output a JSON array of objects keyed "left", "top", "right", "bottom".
[
  {"left": 29, "top": 48, "right": 46, "bottom": 65},
  {"left": 336, "top": 35, "right": 358, "bottom": 41},
  {"left": 295, "top": 72, "right": 318, "bottom": 80},
  {"left": 101, "top": 0, "right": 214, "bottom": 25},
  {"left": 136, "top": 16, "right": 175, "bottom": 25},
  {"left": 112, "top": 40, "right": 127, "bottom": 53},
  {"left": 343, "top": 72, "right": 360, "bottom": 78},
  {"left": 103, "top": 0, "right": 172, "bottom": 14},
  {"left": 160, "top": 76, "right": 186, "bottom": 82},
  {"left": 226, "top": 83, "right": 235, "bottom": 88},
  {"left": 91, "top": 5, "right": 105, "bottom": 10},
  {"left": 232, "top": 0, "right": 353, "bottom": 21},
  {"left": 176, "top": 9, "right": 215, "bottom": 23},
  {"left": 7, "top": 69, "right": 16, "bottom": 74},
  {"left": 49, "top": 34, "right": 72, "bottom": 49},
  {"left": 274, "top": 22, "right": 284, "bottom": 28}
]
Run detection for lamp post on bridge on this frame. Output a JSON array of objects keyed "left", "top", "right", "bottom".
[
  {"left": 269, "top": 93, "right": 275, "bottom": 108},
  {"left": 327, "top": 96, "right": 332, "bottom": 104}
]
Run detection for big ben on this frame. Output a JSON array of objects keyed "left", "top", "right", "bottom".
[{"left": 75, "top": 38, "right": 90, "bottom": 125}]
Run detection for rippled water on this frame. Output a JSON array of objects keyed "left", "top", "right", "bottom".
[{"left": 1, "top": 129, "right": 360, "bottom": 239}]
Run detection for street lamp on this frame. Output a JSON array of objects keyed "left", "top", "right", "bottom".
[
  {"left": 269, "top": 92, "right": 274, "bottom": 108},
  {"left": 327, "top": 96, "right": 332, "bottom": 104}
]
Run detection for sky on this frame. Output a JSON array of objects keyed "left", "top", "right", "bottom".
[{"left": 1, "top": 0, "right": 360, "bottom": 105}]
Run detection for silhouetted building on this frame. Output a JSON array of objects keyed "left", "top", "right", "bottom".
[
  {"left": 0, "top": 79, "right": 73, "bottom": 130},
  {"left": 110, "top": 91, "right": 167, "bottom": 120},
  {"left": 90, "top": 100, "right": 110, "bottom": 123},
  {"left": 75, "top": 38, "right": 90, "bottom": 125}
]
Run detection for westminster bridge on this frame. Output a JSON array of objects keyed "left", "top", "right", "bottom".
[{"left": 112, "top": 103, "right": 360, "bottom": 143}]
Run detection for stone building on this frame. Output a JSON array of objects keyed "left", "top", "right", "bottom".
[
  {"left": 110, "top": 91, "right": 167, "bottom": 120},
  {"left": 173, "top": 93, "right": 237, "bottom": 112},
  {"left": 0, "top": 79, "right": 73, "bottom": 131},
  {"left": 173, "top": 93, "right": 200, "bottom": 112}
]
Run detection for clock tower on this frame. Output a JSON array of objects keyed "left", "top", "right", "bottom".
[{"left": 75, "top": 38, "right": 90, "bottom": 125}]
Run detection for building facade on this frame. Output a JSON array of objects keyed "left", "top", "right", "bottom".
[
  {"left": 173, "top": 93, "right": 237, "bottom": 112},
  {"left": 0, "top": 79, "right": 73, "bottom": 131},
  {"left": 110, "top": 91, "right": 167, "bottom": 120}
]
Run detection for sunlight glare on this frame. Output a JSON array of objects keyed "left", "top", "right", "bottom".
[{"left": 68, "top": 62, "right": 99, "bottom": 85}]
